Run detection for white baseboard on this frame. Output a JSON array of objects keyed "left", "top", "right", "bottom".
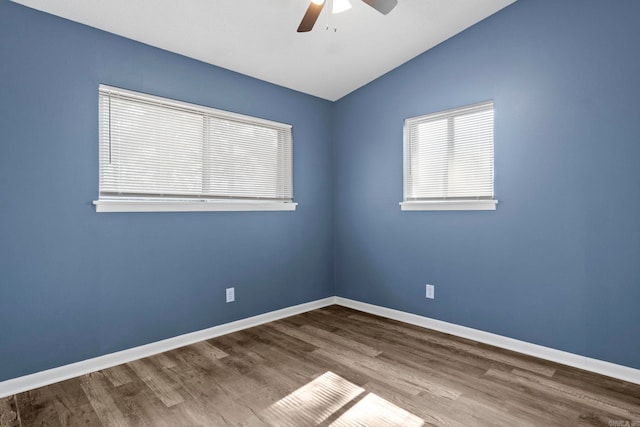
[
  {"left": 0, "top": 297, "right": 336, "bottom": 398},
  {"left": 335, "top": 297, "right": 640, "bottom": 386},
  {"left": 3, "top": 295, "right": 639, "bottom": 398}
]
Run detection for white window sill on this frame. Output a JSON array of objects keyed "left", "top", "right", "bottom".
[
  {"left": 400, "top": 200, "right": 498, "bottom": 211},
  {"left": 93, "top": 199, "right": 298, "bottom": 213}
]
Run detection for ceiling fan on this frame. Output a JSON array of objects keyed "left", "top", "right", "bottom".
[{"left": 297, "top": 0, "right": 398, "bottom": 32}]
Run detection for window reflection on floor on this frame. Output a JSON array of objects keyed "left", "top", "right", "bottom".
[
  {"left": 330, "top": 393, "right": 424, "bottom": 427},
  {"left": 261, "top": 371, "right": 424, "bottom": 426}
]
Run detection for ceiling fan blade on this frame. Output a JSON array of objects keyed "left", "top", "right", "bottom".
[
  {"left": 361, "top": 0, "right": 398, "bottom": 15},
  {"left": 297, "top": 1, "right": 325, "bottom": 33}
]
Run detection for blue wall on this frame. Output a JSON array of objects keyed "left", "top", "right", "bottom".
[
  {"left": 334, "top": 0, "right": 640, "bottom": 369},
  {"left": 0, "top": 0, "right": 334, "bottom": 381}
]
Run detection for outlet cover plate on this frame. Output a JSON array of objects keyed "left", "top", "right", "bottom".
[
  {"left": 426, "top": 284, "right": 435, "bottom": 299},
  {"left": 226, "top": 287, "right": 235, "bottom": 303}
]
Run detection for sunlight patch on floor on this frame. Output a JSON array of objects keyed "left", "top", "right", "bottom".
[
  {"left": 261, "top": 371, "right": 364, "bottom": 426},
  {"left": 330, "top": 393, "right": 424, "bottom": 426},
  {"left": 261, "top": 371, "right": 424, "bottom": 426}
]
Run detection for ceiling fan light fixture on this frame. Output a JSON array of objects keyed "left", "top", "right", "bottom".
[
  {"left": 298, "top": 0, "right": 395, "bottom": 33},
  {"left": 333, "top": 0, "right": 352, "bottom": 14}
]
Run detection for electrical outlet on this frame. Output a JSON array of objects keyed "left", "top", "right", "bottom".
[
  {"left": 426, "top": 284, "right": 435, "bottom": 299},
  {"left": 226, "top": 287, "right": 235, "bottom": 303}
]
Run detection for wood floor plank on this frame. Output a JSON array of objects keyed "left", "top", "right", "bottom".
[
  {"left": 314, "top": 347, "right": 461, "bottom": 399},
  {"left": 102, "top": 364, "right": 134, "bottom": 388},
  {"left": 101, "top": 380, "right": 152, "bottom": 427},
  {"left": 552, "top": 365, "right": 640, "bottom": 406},
  {"left": 0, "top": 396, "right": 19, "bottom": 427},
  {"left": 509, "top": 368, "right": 640, "bottom": 419},
  {"left": 15, "top": 378, "right": 106, "bottom": 427},
  {"left": 128, "top": 358, "right": 184, "bottom": 408},
  {"left": 115, "top": 381, "right": 177, "bottom": 427},
  {"left": 300, "top": 324, "right": 382, "bottom": 357},
  {"left": 15, "top": 386, "right": 60, "bottom": 426},
  {"left": 49, "top": 378, "right": 107, "bottom": 426},
  {"left": 168, "top": 357, "right": 271, "bottom": 426},
  {"left": 81, "top": 372, "right": 129, "bottom": 427},
  {"left": 192, "top": 341, "right": 229, "bottom": 361},
  {"left": 362, "top": 380, "right": 461, "bottom": 427},
  {"left": 150, "top": 352, "right": 179, "bottom": 370},
  {"left": 161, "top": 365, "right": 231, "bottom": 426},
  {"left": 348, "top": 313, "right": 558, "bottom": 377},
  {"left": 10, "top": 305, "right": 640, "bottom": 426}
]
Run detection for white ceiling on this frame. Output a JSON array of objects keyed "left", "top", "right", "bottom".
[{"left": 11, "top": 0, "right": 516, "bottom": 101}]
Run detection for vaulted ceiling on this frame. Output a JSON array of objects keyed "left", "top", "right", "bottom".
[{"left": 12, "top": 0, "right": 517, "bottom": 100}]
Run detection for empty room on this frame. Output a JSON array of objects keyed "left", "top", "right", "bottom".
[{"left": 1, "top": 0, "right": 639, "bottom": 425}]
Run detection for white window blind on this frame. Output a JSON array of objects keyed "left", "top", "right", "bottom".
[
  {"left": 95, "top": 85, "right": 294, "bottom": 212},
  {"left": 402, "top": 101, "right": 497, "bottom": 211}
]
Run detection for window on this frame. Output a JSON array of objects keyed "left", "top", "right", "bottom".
[
  {"left": 400, "top": 100, "right": 497, "bottom": 211},
  {"left": 94, "top": 85, "right": 296, "bottom": 212}
]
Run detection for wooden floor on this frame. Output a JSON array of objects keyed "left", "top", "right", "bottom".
[{"left": 2, "top": 306, "right": 640, "bottom": 426}]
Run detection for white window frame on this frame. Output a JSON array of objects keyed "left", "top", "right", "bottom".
[
  {"left": 93, "top": 85, "right": 296, "bottom": 212},
  {"left": 400, "top": 100, "right": 498, "bottom": 211}
]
